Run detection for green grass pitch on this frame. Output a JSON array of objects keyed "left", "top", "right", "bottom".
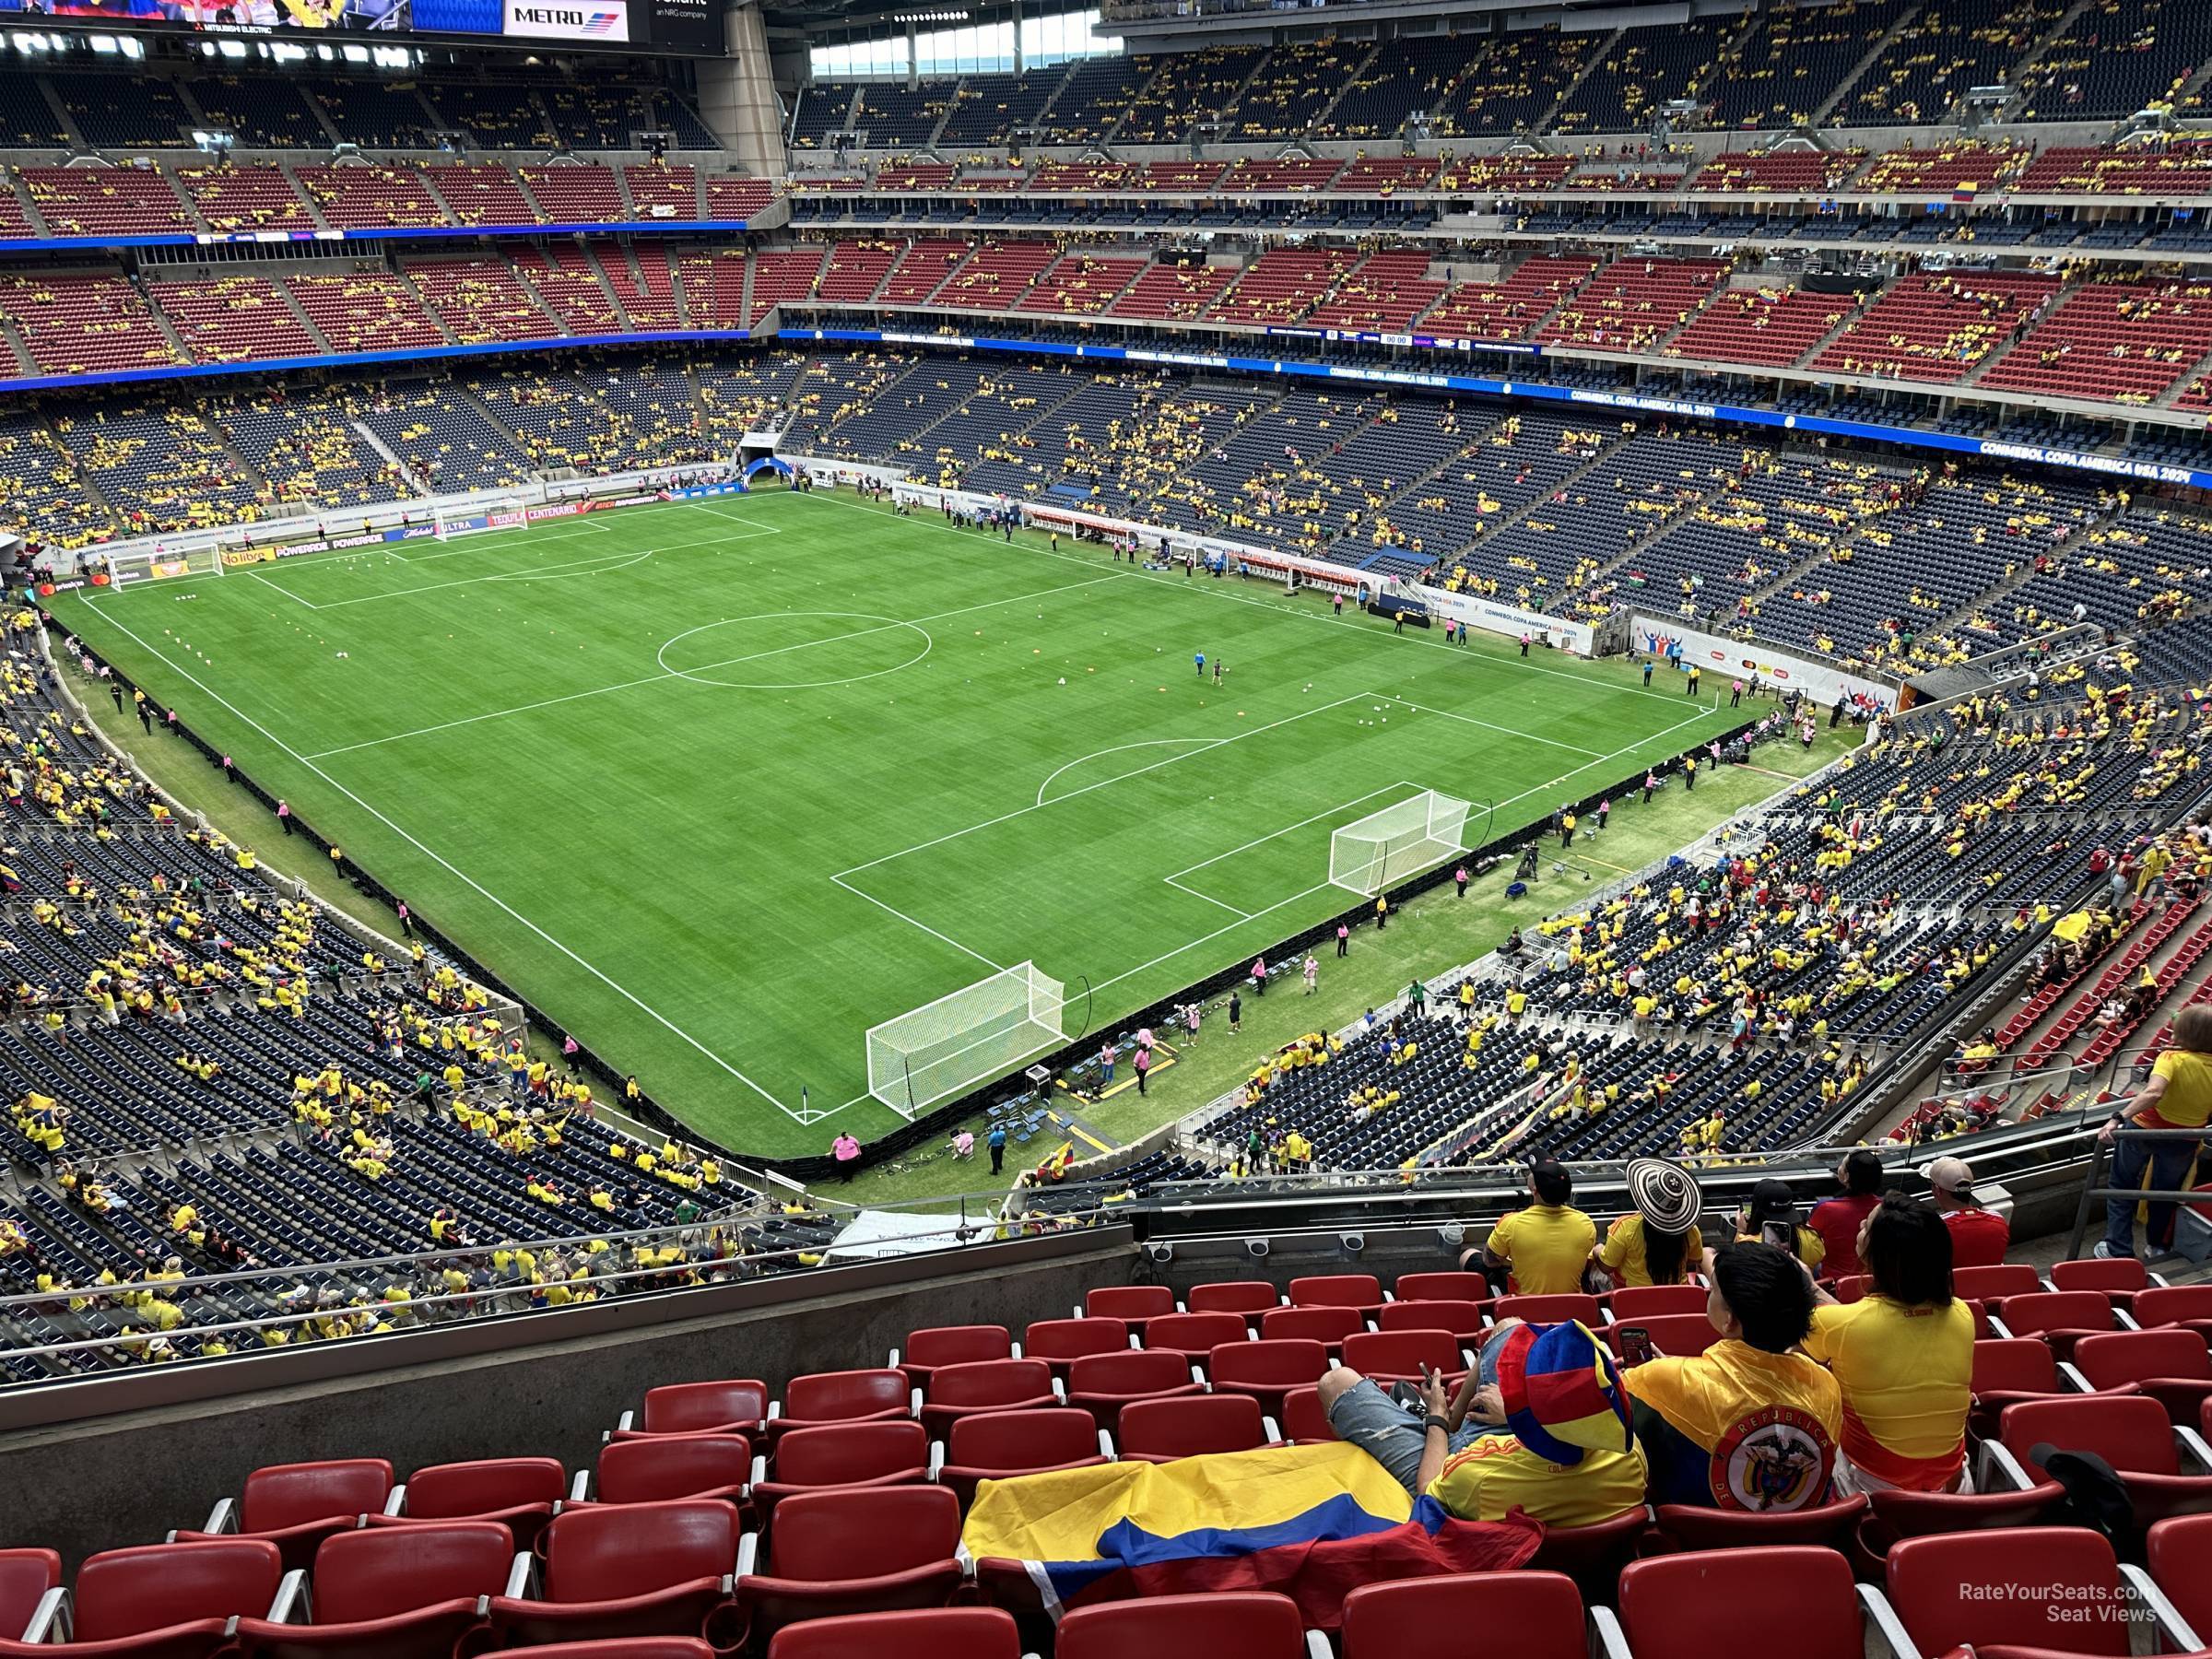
[{"left": 55, "top": 488, "right": 1747, "bottom": 1158}]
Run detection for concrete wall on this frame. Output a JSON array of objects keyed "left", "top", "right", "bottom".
[{"left": 0, "top": 1239, "right": 1130, "bottom": 1568}]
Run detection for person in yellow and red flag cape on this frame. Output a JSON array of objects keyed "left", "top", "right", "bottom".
[{"left": 1628, "top": 1241, "right": 1841, "bottom": 1511}]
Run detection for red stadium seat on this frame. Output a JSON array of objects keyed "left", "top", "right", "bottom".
[
  {"left": 1, "top": 1539, "right": 285, "bottom": 1659},
  {"left": 1605, "top": 1286, "right": 1708, "bottom": 1321},
  {"left": 1260, "top": 1306, "right": 1364, "bottom": 1350},
  {"left": 1184, "top": 1282, "right": 1280, "bottom": 1323},
  {"left": 577, "top": 1436, "right": 750, "bottom": 1511},
  {"left": 1651, "top": 1496, "right": 1867, "bottom": 1552},
  {"left": 1605, "top": 1547, "right": 1874, "bottom": 1659},
  {"left": 1343, "top": 1573, "right": 1582, "bottom": 1659},
  {"left": 917, "top": 1359, "right": 1057, "bottom": 1440},
  {"left": 1376, "top": 1300, "right": 1487, "bottom": 1342},
  {"left": 368, "top": 1459, "right": 565, "bottom": 1552},
  {"left": 1084, "top": 1287, "right": 1177, "bottom": 1336},
  {"left": 734, "top": 1487, "right": 962, "bottom": 1647},
  {"left": 1057, "top": 1592, "right": 1309, "bottom": 1659},
  {"left": 1831, "top": 1277, "right": 1871, "bottom": 1304},
  {"left": 2146, "top": 1514, "right": 2212, "bottom": 1651},
  {"left": 1954, "top": 1265, "right": 2044, "bottom": 1302},
  {"left": 1971, "top": 1336, "right": 2067, "bottom": 1438},
  {"left": 1524, "top": 1508, "right": 1649, "bottom": 1598},
  {"left": 1278, "top": 1386, "right": 1335, "bottom": 1444},
  {"left": 2071, "top": 1330, "right": 2212, "bottom": 1423},
  {"left": 172, "top": 1461, "right": 395, "bottom": 1575},
  {"left": 766, "top": 1608, "right": 1021, "bottom": 1659},
  {"left": 935, "top": 1408, "right": 1110, "bottom": 1507},
  {"left": 0, "top": 1551, "right": 60, "bottom": 1643},
  {"left": 1065, "top": 1348, "right": 1205, "bottom": 1432},
  {"left": 1144, "top": 1312, "right": 1251, "bottom": 1371},
  {"left": 1854, "top": 1482, "right": 2067, "bottom": 1573},
  {"left": 1288, "top": 1275, "right": 1384, "bottom": 1315},
  {"left": 1996, "top": 1394, "right": 2212, "bottom": 1524},
  {"left": 746, "top": 1422, "right": 928, "bottom": 1519},
  {"left": 1023, "top": 1318, "right": 1130, "bottom": 1379},
  {"left": 891, "top": 1327, "right": 1012, "bottom": 1390},
  {"left": 771, "top": 1371, "right": 913, "bottom": 1441},
  {"left": 1340, "top": 1329, "right": 1468, "bottom": 1384},
  {"left": 2050, "top": 1259, "right": 2158, "bottom": 1312},
  {"left": 1494, "top": 1294, "right": 1601, "bottom": 1326},
  {"left": 507, "top": 1644, "right": 713, "bottom": 1659},
  {"left": 489, "top": 1500, "right": 738, "bottom": 1650},
  {"left": 1117, "top": 1394, "right": 1277, "bottom": 1463},
  {"left": 2132, "top": 1285, "right": 2212, "bottom": 1339},
  {"left": 1392, "top": 1272, "right": 1491, "bottom": 1304},
  {"left": 611, "top": 1381, "right": 768, "bottom": 1442},
  {"left": 1885, "top": 1527, "right": 2128, "bottom": 1657},
  {"left": 1208, "top": 1340, "right": 1328, "bottom": 1418},
  {"left": 1995, "top": 1290, "right": 2123, "bottom": 1359},
  {"left": 233, "top": 1521, "right": 510, "bottom": 1659}
]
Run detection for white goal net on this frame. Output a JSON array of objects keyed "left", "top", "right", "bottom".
[
  {"left": 865, "top": 960, "right": 1067, "bottom": 1117},
  {"left": 1329, "top": 790, "right": 1473, "bottom": 898},
  {"left": 105, "top": 546, "right": 226, "bottom": 587}
]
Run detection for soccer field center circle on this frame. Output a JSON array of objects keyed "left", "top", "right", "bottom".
[{"left": 655, "top": 610, "right": 934, "bottom": 690}]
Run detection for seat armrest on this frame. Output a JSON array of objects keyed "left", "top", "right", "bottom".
[
  {"left": 749, "top": 1454, "right": 767, "bottom": 1488},
  {"left": 2060, "top": 1361, "right": 2095, "bottom": 1392},
  {"left": 1191, "top": 1366, "right": 1206, "bottom": 1388},
  {"left": 767, "top": 1401, "right": 781, "bottom": 1422},
  {"left": 1986, "top": 1314, "right": 2014, "bottom": 1339},
  {"left": 2120, "top": 1562, "right": 2204, "bottom": 1653},
  {"left": 504, "top": 1552, "right": 534, "bottom": 1600},
  {"left": 2118, "top": 1311, "right": 2143, "bottom": 1330},
  {"left": 888, "top": 1347, "right": 901, "bottom": 1370},
  {"left": 1590, "top": 1605, "right": 1634, "bottom": 1659},
  {"left": 2173, "top": 1424, "right": 2212, "bottom": 1474},
  {"left": 569, "top": 1470, "right": 592, "bottom": 1502},
  {"left": 382, "top": 1487, "right": 406, "bottom": 1517},
  {"left": 23, "top": 1585, "right": 68, "bottom": 1643},
  {"left": 1011, "top": 1342, "right": 1023, "bottom": 1359},
  {"left": 1128, "top": 1333, "right": 1142, "bottom": 1348},
  {"left": 617, "top": 1409, "right": 636, "bottom": 1433},
  {"left": 928, "top": 1441, "right": 946, "bottom": 1481},
  {"left": 2151, "top": 1273, "right": 2172, "bottom": 1288},
  {"left": 735, "top": 1533, "right": 759, "bottom": 1580},
  {"left": 1052, "top": 1378, "right": 1067, "bottom": 1403},
  {"left": 1857, "top": 1583, "right": 1922, "bottom": 1659},
  {"left": 1977, "top": 1440, "right": 2037, "bottom": 1491},
  {"left": 202, "top": 1497, "right": 237, "bottom": 1535},
  {"left": 1303, "top": 1632, "right": 1333, "bottom": 1659},
  {"left": 1264, "top": 1418, "right": 1282, "bottom": 1445},
  {"left": 1098, "top": 1430, "right": 1116, "bottom": 1461},
  {"left": 266, "top": 1570, "right": 310, "bottom": 1624}
]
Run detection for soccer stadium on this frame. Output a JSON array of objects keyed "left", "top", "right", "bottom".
[{"left": 7, "top": 0, "right": 2212, "bottom": 1644}]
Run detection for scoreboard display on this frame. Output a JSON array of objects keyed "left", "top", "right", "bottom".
[{"left": 0, "top": 0, "right": 722, "bottom": 50}]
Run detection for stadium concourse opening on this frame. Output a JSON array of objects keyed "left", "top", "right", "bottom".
[{"left": 56, "top": 488, "right": 1746, "bottom": 1157}]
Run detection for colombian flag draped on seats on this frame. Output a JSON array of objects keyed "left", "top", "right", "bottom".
[{"left": 961, "top": 1441, "right": 1542, "bottom": 1629}]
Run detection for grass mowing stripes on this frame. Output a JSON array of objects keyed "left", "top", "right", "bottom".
[{"left": 57, "top": 487, "right": 1748, "bottom": 1158}]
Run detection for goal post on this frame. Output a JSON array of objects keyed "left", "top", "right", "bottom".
[
  {"left": 865, "top": 960, "right": 1066, "bottom": 1117},
  {"left": 1329, "top": 790, "right": 1473, "bottom": 898},
  {"left": 104, "top": 546, "right": 226, "bottom": 588}
]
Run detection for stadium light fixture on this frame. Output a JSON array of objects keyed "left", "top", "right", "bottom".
[{"left": 893, "top": 7, "right": 970, "bottom": 18}]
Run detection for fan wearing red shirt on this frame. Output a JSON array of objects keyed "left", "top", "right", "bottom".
[
  {"left": 1808, "top": 1149, "right": 1886, "bottom": 1281},
  {"left": 1925, "top": 1156, "right": 2009, "bottom": 1267}
]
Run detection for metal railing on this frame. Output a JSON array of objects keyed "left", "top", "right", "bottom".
[{"left": 2061, "top": 1123, "right": 2209, "bottom": 1262}]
